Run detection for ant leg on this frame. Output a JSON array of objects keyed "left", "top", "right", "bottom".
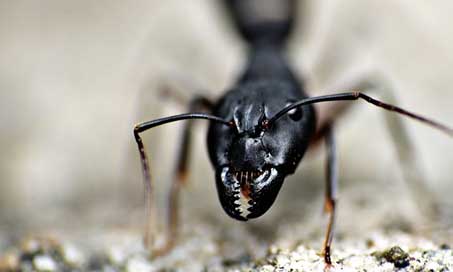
[
  {"left": 156, "top": 71, "right": 213, "bottom": 107},
  {"left": 322, "top": 124, "right": 337, "bottom": 266},
  {"left": 162, "top": 96, "right": 213, "bottom": 255},
  {"left": 313, "top": 73, "right": 439, "bottom": 219}
]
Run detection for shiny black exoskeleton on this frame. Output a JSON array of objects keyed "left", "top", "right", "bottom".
[{"left": 207, "top": 0, "right": 316, "bottom": 221}]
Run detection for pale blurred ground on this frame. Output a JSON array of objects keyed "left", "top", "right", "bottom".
[{"left": 0, "top": 0, "right": 452, "bottom": 251}]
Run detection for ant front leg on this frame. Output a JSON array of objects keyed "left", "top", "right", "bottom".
[
  {"left": 314, "top": 72, "right": 439, "bottom": 220},
  {"left": 322, "top": 124, "right": 337, "bottom": 267}
]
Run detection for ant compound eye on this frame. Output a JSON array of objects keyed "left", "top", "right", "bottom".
[{"left": 286, "top": 103, "right": 303, "bottom": 121}]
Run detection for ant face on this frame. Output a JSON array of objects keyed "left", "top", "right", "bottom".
[{"left": 208, "top": 81, "right": 316, "bottom": 220}]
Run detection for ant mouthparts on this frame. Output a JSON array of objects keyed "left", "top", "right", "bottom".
[{"left": 233, "top": 170, "right": 264, "bottom": 182}]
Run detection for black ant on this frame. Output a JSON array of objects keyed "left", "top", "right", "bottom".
[{"left": 133, "top": 0, "right": 453, "bottom": 266}]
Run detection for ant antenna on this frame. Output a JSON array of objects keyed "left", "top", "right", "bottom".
[{"left": 267, "top": 92, "right": 453, "bottom": 137}]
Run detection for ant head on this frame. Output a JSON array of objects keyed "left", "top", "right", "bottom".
[{"left": 207, "top": 81, "right": 316, "bottom": 220}]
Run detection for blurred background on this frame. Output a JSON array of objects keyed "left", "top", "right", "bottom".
[{"left": 1, "top": 0, "right": 453, "bottom": 251}]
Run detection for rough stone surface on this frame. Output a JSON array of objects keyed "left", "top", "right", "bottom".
[{"left": 0, "top": 228, "right": 452, "bottom": 271}]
